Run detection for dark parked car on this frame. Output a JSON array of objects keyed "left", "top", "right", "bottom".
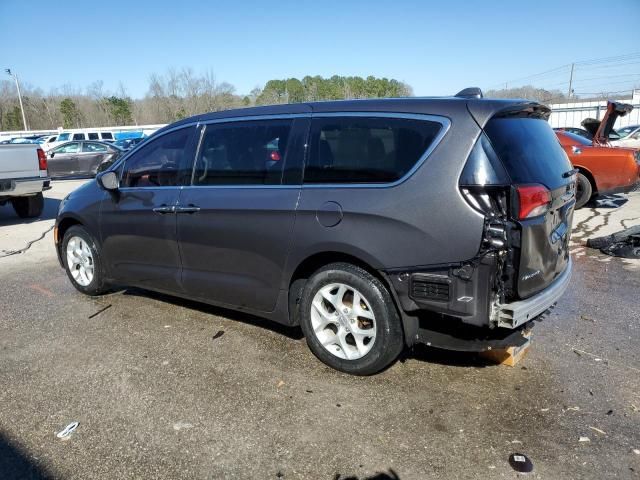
[
  {"left": 114, "top": 137, "right": 146, "bottom": 151},
  {"left": 553, "top": 127, "right": 592, "bottom": 139},
  {"left": 55, "top": 89, "right": 576, "bottom": 375},
  {"left": 48, "top": 141, "right": 123, "bottom": 178}
]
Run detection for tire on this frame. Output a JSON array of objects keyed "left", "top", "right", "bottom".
[
  {"left": 298, "top": 262, "right": 404, "bottom": 375},
  {"left": 575, "top": 172, "right": 593, "bottom": 209},
  {"left": 11, "top": 193, "right": 44, "bottom": 218},
  {"left": 62, "top": 225, "right": 108, "bottom": 296}
]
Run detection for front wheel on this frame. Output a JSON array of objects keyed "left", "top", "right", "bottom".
[
  {"left": 298, "top": 263, "right": 404, "bottom": 375},
  {"left": 62, "top": 225, "right": 108, "bottom": 296},
  {"left": 575, "top": 172, "right": 593, "bottom": 209}
]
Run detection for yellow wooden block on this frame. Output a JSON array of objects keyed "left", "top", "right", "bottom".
[{"left": 481, "top": 333, "right": 532, "bottom": 367}]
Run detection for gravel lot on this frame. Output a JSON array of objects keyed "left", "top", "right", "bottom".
[{"left": 1, "top": 180, "right": 639, "bottom": 479}]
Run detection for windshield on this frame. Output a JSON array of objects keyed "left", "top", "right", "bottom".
[
  {"left": 562, "top": 131, "right": 593, "bottom": 146},
  {"left": 617, "top": 125, "right": 640, "bottom": 138}
]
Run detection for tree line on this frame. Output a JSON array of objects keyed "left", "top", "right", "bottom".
[{"left": 0, "top": 70, "right": 413, "bottom": 132}]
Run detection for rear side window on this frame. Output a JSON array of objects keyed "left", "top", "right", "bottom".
[
  {"left": 305, "top": 117, "right": 442, "bottom": 184},
  {"left": 101, "top": 132, "right": 114, "bottom": 140},
  {"left": 58, "top": 133, "right": 70, "bottom": 141},
  {"left": 192, "top": 119, "right": 292, "bottom": 186},
  {"left": 83, "top": 142, "right": 108, "bottom": 153},
  {"left": 121, "top": 127, "right": 192, "bottom": 188},
  {"left": 72, "top": 133, "right": 85, "bottom": 140},
  {"left": 88, "top": 132, "right": 99, "bottom": 140},
  {"left": 484, "top": 118, "right": 572, "bottom": 190}
]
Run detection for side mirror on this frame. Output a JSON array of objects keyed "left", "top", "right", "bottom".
[{"left": 98, "top": 171, "right": 119, "bottom": 190}]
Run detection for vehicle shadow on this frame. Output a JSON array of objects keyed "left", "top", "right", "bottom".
[
  {"left": 334, "top": 470, "right": 401, "bottom": 480},
  {"left": 120, "top": 287, "right": 305, "bottom": 341},
  {"left": 117, "top": 288, "right": 497, "bottom": 368},
  {"left": 401, "top": 343, "right": 494, "bottom": 368},
  {"left": 0, "top": 430, "right": 53, "bottom": 480},
  {"left": 0, "top": 197, "right": 61, "bottom": 227}
]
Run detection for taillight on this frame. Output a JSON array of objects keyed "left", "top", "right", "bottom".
[
  {"left": 270, "top": 150, "right": 281, "bottom": 161},
  {"left": 37, "top": 148, "right": 47, "bottom": 171},
  {"left": 516, "top": 184, "right": 551, "bottom": 219}
]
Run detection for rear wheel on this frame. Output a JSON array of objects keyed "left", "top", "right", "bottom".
[
  {"left": 575, "top": 172, "right": 593, "bottom": 209},
  {"left": 298, "top": 263, "right": 404, "bottom": 375},
  {"left": 11, "top": 193, "right": 44, "bottom": 218}
]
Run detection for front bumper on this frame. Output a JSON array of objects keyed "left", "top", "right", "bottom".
[{"left": 492, "top": 257, "right": 573, "bottom": 329}]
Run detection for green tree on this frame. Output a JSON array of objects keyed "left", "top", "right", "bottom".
[
  {"left": 103, "top": 96, "right": 133, "bottom": 125},
  {"left": 59, "top": 98, "right": 81, "bottom": 128}
]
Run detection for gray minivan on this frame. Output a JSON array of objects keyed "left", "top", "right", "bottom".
[{"left": 55, "top": 89, "right": 576, "bottom": 374}]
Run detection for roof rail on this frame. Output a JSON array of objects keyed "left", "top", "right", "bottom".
[{"left": 455, "top": 87, "right": 483, "bottom": 99}]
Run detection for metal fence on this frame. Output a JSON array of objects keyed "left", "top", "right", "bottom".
[{"left": 548, "top": 90, "right": 640, "bottom": 128}]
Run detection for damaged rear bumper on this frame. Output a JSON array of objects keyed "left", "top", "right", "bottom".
[{"left": 492, "top": 257, "right": 573, "bottom": 329}]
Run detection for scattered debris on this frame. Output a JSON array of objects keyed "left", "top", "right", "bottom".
[
  {"left": 586, "top": 225, "right": 640, "bottom": 259},
  {"left": 508, "top": 453, "right": 533, "bottom": 473},
  {"left": 566, "top": 406, "right": 580, "bottom": 411},
  {"left": 511, "top": 440, "right": 523, "bottom": 444},
  {"left": 212, "top": 330, "right": 225, "bottom": 341},
  {"left": 276, "top": 472, "right": 284, "bottom": 479},
  {"left": 588, "top": 426, "right": 607, "bottom": 435},
  {"left": 540, "top": 408, "right": 550, "bottom": 412},
  {"left": 580, "top": 315, "right": 596, "bottom": 323},
  {"left": 631, "top": 404, "right": 639, "bottom": 412},
  {"left": 56, "top": 421, "right": 79, "bottom": 440},
  {"left": 305, "top": 390, "right": 313, "bottom": 394},
  {"left": 88, "top": 304, "right": 112, "bottom": 319},
  {"left": 164, "top": 325, "right": 171, "bottom": 328},
  {"left": 607, "top": 410, "right": 614, "bottom": 415},
  {"left": 579, "top": 437, "right": 590, "bottom": 443},
  {"left": 162, "top": 360, "right": 169, "bottom": 366},
  {"left": 29, "top": 284, "right": 55, "bottom": 298},
  {"left": 572, "top": 349, "right": 582, "bottom": 356},
  {"left": 277, "top": 380, "right": 285, "bottom": 388},
  {"left": 173, "top": 421, "right": 193, "bottom": 431},
  {"left": 336, "top": 403, "right": 341, "bottom": 407},
  {"left": 633, "top": 449, "right": 640, "bottom": 455}
]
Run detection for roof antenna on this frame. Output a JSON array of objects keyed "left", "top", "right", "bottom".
[{"left": 455, "top": 87, "right": 483, "bottom": 99}]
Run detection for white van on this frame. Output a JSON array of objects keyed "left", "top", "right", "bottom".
[{"left": 44, "top": 129, "right": 116, "bottom": 151}]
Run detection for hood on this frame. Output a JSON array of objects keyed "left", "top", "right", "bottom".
[{"left": 582, "top": 101, "right": 634, "bottom": 146}]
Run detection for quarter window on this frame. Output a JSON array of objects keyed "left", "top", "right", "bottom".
[
  {"left": 72, "top": 133, "right": 85, "bottom": 140},
  {"left": 88, "top": 132, "right": 99, "bottom": 140},
  {"left": 305, "top": 117, "right": 442, "bottom": 183},
  {"left": 101, "top": 132, "right": 114, "bottom": 140},
  {"left": 121, "top": 127, "right": 192, "bottom": 187},
  {"left": 82, "top": 142, "right": 108, "bottom": 153},
  {"left": 192, "top": 119, "right": 293, "bottom": 185},
  {"left": 54, "top": 142, "right": 80, "bottom": 153}
]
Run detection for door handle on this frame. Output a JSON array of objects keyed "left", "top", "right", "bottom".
[
  {"left": 152, "top": 205, "right": 175, "bottom": 214},
  {"left": 175, "top": 205, "right": 201, "bottom": 214}
]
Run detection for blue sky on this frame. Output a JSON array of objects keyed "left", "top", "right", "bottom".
[{"left": 1, "top": 0, "right": 639, "bottom": 99}]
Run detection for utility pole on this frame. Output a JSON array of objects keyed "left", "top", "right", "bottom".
[
  {"left": 5, "top": 69, "right": 28, "bottom": 131},
  {"left": 567, "top": 63, "right": 575, "bottom": 100}
]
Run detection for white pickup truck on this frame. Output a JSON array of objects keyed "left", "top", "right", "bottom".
[{"left": 0, "top": 144, "right": 50, "bottom": 218}]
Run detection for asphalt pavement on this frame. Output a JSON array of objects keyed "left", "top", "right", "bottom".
[{"left": 0, "top": 181, "right": 638, "bottom": 479}]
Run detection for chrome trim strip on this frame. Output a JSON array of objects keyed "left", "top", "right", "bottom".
[
  {"left": 199, "top": 113, "right": 311, "bottom": 125},
  {"left": 116, "top": 112, "right": 450, "bottom": 190}
]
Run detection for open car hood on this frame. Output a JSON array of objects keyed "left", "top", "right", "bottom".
[{"left": 581, "top": 101, "right": 634, "bottom": 146}]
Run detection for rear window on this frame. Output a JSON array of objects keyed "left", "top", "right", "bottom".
[
  {"left": 305, "top": 117, "right": 442, "bottom": 184},
  {"left": 484, "top": 118, "right": 572, "bottom": 190}
]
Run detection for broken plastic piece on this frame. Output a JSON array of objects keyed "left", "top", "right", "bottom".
[
  {"left": 56, "top": 421, "right": 79, "bottom": 439},
  {"left": 508, "top": 453, "right": 533, "bottom": 473}
]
